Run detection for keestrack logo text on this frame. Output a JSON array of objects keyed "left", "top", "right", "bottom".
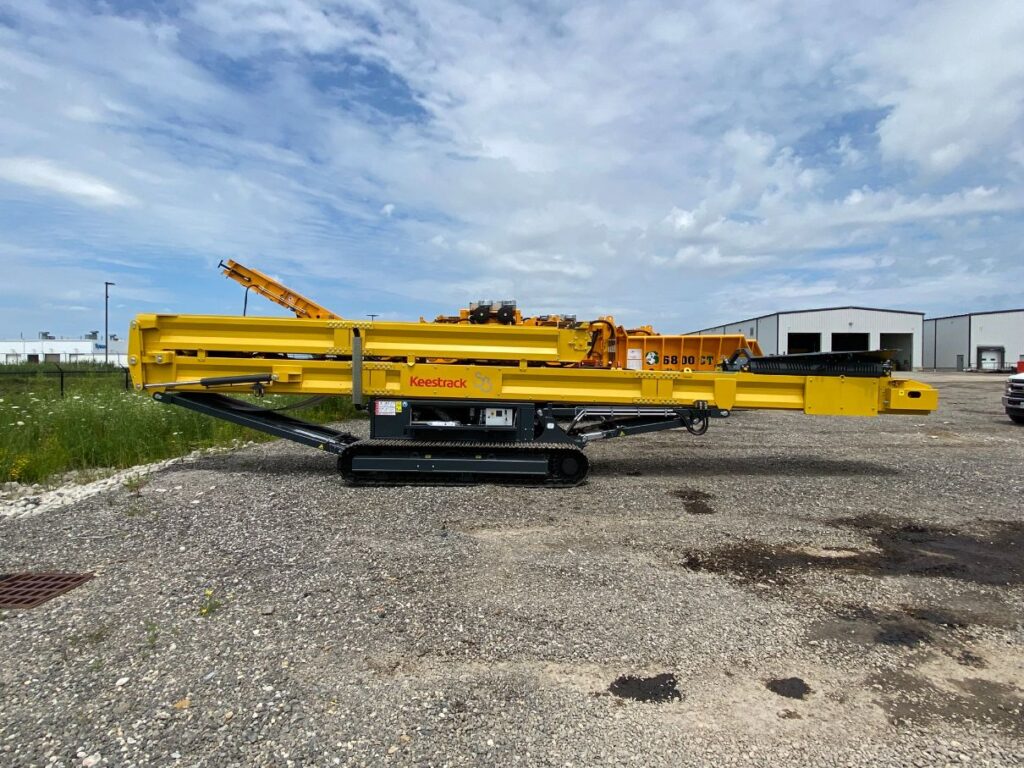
[{"left": 410, "top": 376, "right": 468, "bottom": 389}]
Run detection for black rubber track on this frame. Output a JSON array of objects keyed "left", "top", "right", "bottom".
[{"left": 338, "top": 439, "right": 589, "bottom": 487}]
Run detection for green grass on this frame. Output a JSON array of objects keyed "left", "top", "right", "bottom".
[{"left": 0, "top": 364, "right": 362, "bottom": 484}]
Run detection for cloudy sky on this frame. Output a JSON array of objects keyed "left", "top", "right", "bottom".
[{"left": 1, "top": 0, "right": 1023, "bottom": 339}]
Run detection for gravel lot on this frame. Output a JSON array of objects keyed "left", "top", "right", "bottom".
[{"left": 2, "top": 372, "right": 1022, "bottom": 767}]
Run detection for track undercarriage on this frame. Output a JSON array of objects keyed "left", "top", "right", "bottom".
[
  {"left": 338, "top": 440, "right": 589, "bottom": 487},
  {"left": 156, "top": 391, "right": 726, "bottom": 486}
]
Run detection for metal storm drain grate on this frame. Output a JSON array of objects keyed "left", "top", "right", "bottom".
[{"left": 0, "top": 572, "right": 94, "bottom": 609}]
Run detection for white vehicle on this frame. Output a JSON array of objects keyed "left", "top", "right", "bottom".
[{"left": 1005, "top": 372, "right": 1024, "bottom": 424}]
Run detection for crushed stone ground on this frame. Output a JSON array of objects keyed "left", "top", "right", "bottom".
[{"left": 1, "top": 372, "right": 1022, "bottom": 767}]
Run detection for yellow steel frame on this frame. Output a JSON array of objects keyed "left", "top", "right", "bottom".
[
  {"left": 130, "top": 313, "right": 594, "bottom": 363},
  {"left": 220, "top": 260, "right": 340, "bottom": 320},
  {"left": 128, "top": 314, "right": 938, "bottom": 417}
]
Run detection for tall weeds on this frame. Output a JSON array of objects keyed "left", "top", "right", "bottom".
[{"left": 0, "top": 368, "right": 360, "bottom": 484}]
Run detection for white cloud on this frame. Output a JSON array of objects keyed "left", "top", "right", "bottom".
[
  {"left": 0, "top": 0, "right": 1021, "bottom": 336},
  {"left": 664, "top": 245, "right": 767, "bottom": 269},
  {"left": 859, "top": 0, "right": 1024, "bottom": 173},
  {"left": 817, "top": 255, "right": 893, "bottom": 271},
  {"left": 0, "top": 156, "right": 135, "bottom": 207},
  {"left": 665, "top": 207, "right": 699, "bottom": 231}
]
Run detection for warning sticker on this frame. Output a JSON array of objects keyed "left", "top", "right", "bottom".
[
  {"left": 374, "top": 400, "right": 398, "bottom": 416},
  {"left": 626, "top": 348, "right": 643, "bottom": 371}
]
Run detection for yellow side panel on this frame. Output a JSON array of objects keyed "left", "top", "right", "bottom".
[
  {"left": 881, "top": 378, "right": 940, "bottom": 414},
  {"left": 130, "top": 313, "right": 592, "bottom": 364},
  {"left": 804, "top": 376, "right": 878, "bottom": 417},
  {"left": 713, "top": 377, "right": 737, "bottom": 410},
  {"left": 365, "top": 322, "right": 591, "bottom": 361},
  {"left": 730, "top": 375, "right": 808, "bottom": 410},
  {"left": 134, "top": 314, "right": 347, "bottom": 356},
  {"left": 367, "top": 368, "right": 389, "bottom": 393},
  {"left": 489, "top": 367, "right": 647, "bottom": 403}
]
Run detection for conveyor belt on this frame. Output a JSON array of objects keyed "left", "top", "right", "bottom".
[{"left": 732, "top": 350, "right": 893, "bottom": 378}]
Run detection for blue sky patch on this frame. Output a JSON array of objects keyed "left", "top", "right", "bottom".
[{"left": 0, "top": 0, "right": 1021, "bottom": 339}]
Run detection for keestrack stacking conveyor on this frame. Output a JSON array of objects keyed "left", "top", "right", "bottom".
[{"left": 127, "top": 262, "right": 938, "bottom": 485}]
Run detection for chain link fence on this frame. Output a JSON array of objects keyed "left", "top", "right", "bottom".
[{"left": 0, "top": 364, "right": 131, "bottom": 398}]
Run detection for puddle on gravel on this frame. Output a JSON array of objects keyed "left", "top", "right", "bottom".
[
  {"left": 875, "top": 622, "right": 932, "bottom": 647},
  {"left": 900, "top": 606, "right": 968, "bottom": 628},
  {"left": 608, "top": 673, "right": 682, "bottom": 703},
  {"left": 766, "top": 677, "right": 812, "bottom": 699},
  {"left": 954, "top": 650, "right": 988, "bottom": 669},
  {"left": 679, "top": 515, "right": 1024, "bottom": 586},
  {"left": 831, "top": 601, "right": 1003, "bottom": 634},
  {"left": 671, "top": 488, "right": 716, "bottom": 515},
  {"left": 870, "top": 671, "right": 1024, "bottom": 737},
  {"left": 813, "top": 603, "right": 1002, "bottom": 668}
]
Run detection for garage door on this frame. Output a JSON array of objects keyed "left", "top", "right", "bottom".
[
  {"left": 880, "top": 333, "right": 913, "bottom": 371},
  {"left": 831, "top": 333, "right": 870, "bottom": 352},
  {"left": 979, "top": 348, "right": 1003, "bottom": 370}
]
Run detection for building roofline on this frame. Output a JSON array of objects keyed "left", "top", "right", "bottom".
[
  {"left": 688, "top": 305, "right": 924, "bottom": 334},
  {"left": 685, "top": 313, "right": 774, "bottom": 335},
  {"left": 779, "top": 305, "right": 924, "bottom": 317},
  {"left": 924, "top": 308, "right": 1024, "bottom": 322}
]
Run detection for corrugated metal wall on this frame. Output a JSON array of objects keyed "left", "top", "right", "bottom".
[
  {"left": 755, "top": 315, "right": 778, "bottom": 355},
  {"left": 930, "top": 315, "right": 970, "bottom": 369},
  {"left": 696, "top": 315, "right": 777, "bottom": 353},
  {"left": 695, "top": 308, "right": 1022, "bottom": 370},
  {"left": 923, "top": 319, "right": 935, "bottom": 367},
  {"left": 970, "top": 311, "right": 1024, "bottom": 369},
  {"left": 778, "top": 309, "right": 922, "bottom": 369}
]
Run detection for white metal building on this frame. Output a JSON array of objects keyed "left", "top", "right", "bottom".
[
  {"left": 0, "top": 337, "right": 129, "bottom": 365},
  {"left": 923, "top": 309, "right": 1024, "bottom": 371},
  {"left": 693, "top": 306, "right": 923, "bottom": 371}
]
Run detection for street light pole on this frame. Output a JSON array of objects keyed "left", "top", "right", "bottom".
[{"left": 104, "top": 281, "right": 115, "bottom": 365}]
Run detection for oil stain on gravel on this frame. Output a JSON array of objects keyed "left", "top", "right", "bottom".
[
  {"left": 766, "top": 677, "right": 812, "bottom": 699},
  {"left": 679, "top": 515, "right": 1024, "bottom": 586},
  {"left": 834, "top": 603, "right": 974, "bottom": 632},
  {"left": 608, "top": 673, "right": 682, "bottom": 703},
  {"left": 954, "top": 650, "right": 988, "bottom": 669},
  {"left": 671, "top": 487, "right": 715, "bottom": 515},
  {"left": 870, "top": 671, "right": 1024, "bottom": 737},
  {"left": 874, "top": 622, "right": 932, "bottom": 647},
  {"left": 814, "top": 603, "right": 998, "bottom": 669}
]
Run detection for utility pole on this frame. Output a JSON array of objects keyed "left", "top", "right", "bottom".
[{"left": 104, "top": 281, "right": 115, "bottom": 365}]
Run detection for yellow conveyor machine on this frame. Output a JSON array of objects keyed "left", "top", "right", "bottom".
[{"left": 128, "top": 261, "right": 938, "bottom": 485}]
